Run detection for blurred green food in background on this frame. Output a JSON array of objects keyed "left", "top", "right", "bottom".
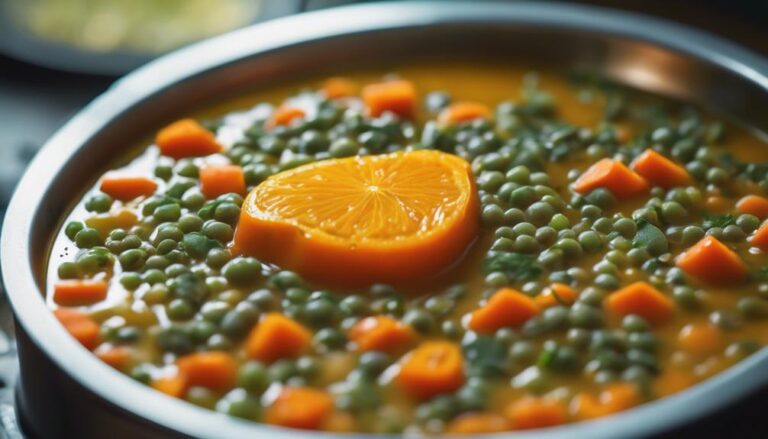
[{"left": 7, "top": 0, "right": 263, "bottom": 53}]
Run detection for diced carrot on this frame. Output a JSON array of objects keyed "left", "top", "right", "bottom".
[
  {"left": 446, "top": 412, "right": 511, "bottom": 434},
  {"left": 535, "top": 283, "right": 578, "bottom": 309},
  {"left": 96, "top": 346, "right": 133, "bottom": 370},
  {"left": 571, "top": 383, "right": 639, "bottom": 420},
  {"left": 677, "top": 323, "right": 723, "bottom": 356},
  {"left": 749, "top": 220, "right": 768, "bottom": 251},
  {"left": 600, "top": 382, "right": 639, "bottom": 410},
  {"left": 322, "top": 411, "right": 357, "bottom": 432},
  {"left": 469, "top": 288, "right": 539, "bottom": 333},
  {"left": 99, "top": 174, "right": 157, "bottom": 201},
  {"left": 505, "top": 396, "right": 568, "bottom": 430},
  {"left": 438, "top": 102, "right": 492, "bottom": 124},
  {"left": 152, "top": 374, "right": 187, "bottom": 398},
  {"left": 705, "top": 195, "right": 730, "bottom": 213},
  {"left": 177, "top": 351, "right": 238, "bottom": 391},
  {"left": 265, "top": 387, "right": 334, "bottom": 430},
  {"left": 348, "top": 315, "right": 415, "bottom": 353},
  {"left": 245, "top": 313, "right": 312, "bottom": 363},
  {"left": 652, "top": 370, "right": 695, "bottom": 396},
  {"left": 631, "top": 149, "right": 692, "bottom": 189},
  {"left": 736, "top": 195, "right": 768, "bottom": 219},
  {"left": 53, "top": 280, "right": 108, "bottom": 306},
  {"left": 397, "top": 341, "right": 464, "bottom": 400},
  {"left": 199, "top": 165, "right": 246, "bottom": 199},
  {"left": 604, "top": 282, "right": 675, "bottom": 325},
  {"left": 676, "top": 236, "right": 747, "bottom": 284},
  {"left": 321, "top": 77, "right": 355, "bottom": 99},
  {"left": 570, "top": 393, "right": 607, "bottom": 420},
  {"left": 155, "top": 118, "right": 221, "bottom": 159},
  {"left": 362, "top": 79, "right": 416, "bottom": 118},
  {"left": 267, "top": 106, "right": 306, "bottom": 129},
  {"left": 53, "top": 308, "right": 100, "bottom": 350},
  {"left": 573, "top": 158, "right": 649, "bottom": 199}
]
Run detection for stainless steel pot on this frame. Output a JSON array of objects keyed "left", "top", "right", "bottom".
[{"left": 3, "top": 2, "right": 768, "bottom": 438}]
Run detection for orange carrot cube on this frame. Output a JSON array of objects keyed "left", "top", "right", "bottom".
[
  {"left": 152, "top": 375, "right": 187, "bottom": 398},
  {"left": 362, "top": 79, "right": 416, "bottom": 118},
  {"left": 200, "top": 165, "right": 246, "bottom": 199},
  {"left": 245, "top": 313, "right": 311, "bottom": 363},
  {"left": 397, "top": 341, "right": 464, "bottom": 400},
  {"left": 604, "top": 281, "right": 675, "bottom": 324},
  {"left": 100, "top": 174, "right": 157, "bottom": 201},
  {"left": 267, "top": 106, "right": 306, "bottom": 129},
  {"left": 438, "top": 102, "right": 492, "bottom": 124},
  {"left": 469, "top": 288, "right": 539, "bottom": 333},
  {"left": 631, "top": 149, "right": 692, "bottom": 188},
  {"left": 505, "top": 396, "right": 568, "bottom": 430},
  {"left": 535, "top": 283, "right": 578, "bottom": 309},
  {"left": 96, "top": 346, "right": 133, "bottom": 370},
  {"left": 676, "top": 236, "right": 747, "bottom": 284},
  {"left": 736, "top": 195, "right": 768, "bottom": 219},
  {"left": 53, "top": 280, "right": 108, "bottom": 306},
  {"left": 573, "top": 158, "right": 649, "bottom": 199},
  {"left": 677, "top": 323, "right": 723, "bottom": 356},
  {"left": 156, "top": 119, "right": 221, "bottom": 159},
  {"left": 446, "top": 413, "right": 510, "bottom": 434},
  {"left": 53, "top": 308, "right": 101, "bottom": 350},
  {"left": 348, "top": 315, "right": 415, "bottom": 353},
  {"left": 749, "top": 220, "right": 768, "bottom": 251},
  {"left": 571, "top": 383, "right": 639, "bottom": 420},
  {"left": 321, "top": 77, "right": 355, "bottom": 99},
  {"left": 177, "top": 351, "right": 238, "bottom": 391},
  {"left": 265, "top": 387, "right": 334, "bottom": 430}
]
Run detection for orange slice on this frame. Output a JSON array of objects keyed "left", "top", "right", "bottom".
[{"left": 233, "top": 150, "right": 478, "bottom": 287}]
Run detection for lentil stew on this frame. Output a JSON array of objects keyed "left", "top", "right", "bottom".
[{"left": 46, "top": 61, "right": 768, "bottom": 434}]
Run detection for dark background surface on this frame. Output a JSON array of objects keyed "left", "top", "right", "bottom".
[{"left": 0, "top": 0, "right": 767, "bottom": 437}]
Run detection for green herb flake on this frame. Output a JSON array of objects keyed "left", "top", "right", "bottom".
[
  {"left": 483, "top": 251, "right": 542, "bottom": 281},
  {"left": 632, "top": 220, "right": 668, "bottom": 256},
  {"left": 703, "top": 214, "right": 736, "bottom": 229}
]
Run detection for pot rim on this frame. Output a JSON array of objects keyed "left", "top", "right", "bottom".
[{"left": 3, "top": 2, "right": 768, "bottom": 438}]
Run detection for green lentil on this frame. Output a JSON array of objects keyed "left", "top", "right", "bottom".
[
  {"left": 512, "top": 222, "right": 536, "bottom": 236},
  {"left": 736, "top": 214, "right": 760, "bottom": 234},
  {"left": 510, "top": 186, "right": 537, "bottom": 208},
  {"left": 154, "top": 203, "right": 181, "bottom": 223},
  {"left": 216, "top": 389, "right": 261, "bottom": 420},
  {"left": 737, "top": 297, "right": 768, "bottom": 319},
  {"left": 481, "top": 204, "right": 505, "bottom": 227},
  {"left": 514, "top": 235, "right": 540, "bottom": 253},
  {"left": 119, "top": 248, "right": 147, "bottom": 271},
  {"left": 504, "top": 208, "right": 526, "bottom": 225},
  {"left": 166, "top": 298, "right": 195, "bottom": 320},
  {"left": 549, "top": 213, "right": 570, "bottom": 230},
  {"left": 723, "top": 224, "right": 747, "bottom": 242},
  {"left": 506, "top": 165, "right": 531, "bottom": 184},
  {"left": 527, "top": 201, "right": 555, "bottom": 225},
  {"left": 120, "top": 272, "right": 143, "bottom": 290},
  {"left": 57, "top": 262, "right": 79, "bottom": 279},
  {"left": 202, "top": 220, "right": 234, "bottom": 242},
  {"left": 85, "top": 193, "right": 113, "bottom": 213},
  {"left": 75, "top": 227, "right": 102, "bottom": 248},
  {"left": 578, "top": 231, "right": 603, "bottom": 252}
]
